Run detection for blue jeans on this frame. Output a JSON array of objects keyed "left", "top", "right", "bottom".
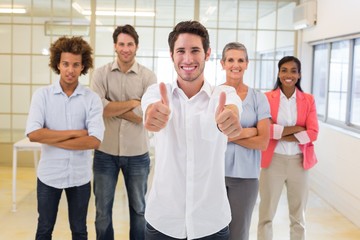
[
  {"left": 35, "top": 179, "right": 90, "bottom": 240},
  {"left": 93, "top": 150, "right": 150, "bottom": 240},
  {"left": 145, "top": 222, "right": 229, "bottom": 240}
]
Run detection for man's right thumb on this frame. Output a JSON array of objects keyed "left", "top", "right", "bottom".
[{"left": 159, "top": 82, "right": 169, "bottom": 106}]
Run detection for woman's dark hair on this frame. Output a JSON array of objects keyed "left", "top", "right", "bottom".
[
  {"left": 49, "top": 36, "right": 93, "bottom": 75},
  {"left": 168, "top": 20, "right": 210, "bottom": 55},
  {"left": 273, "top": 56, "right": 303, "bottom": 92},
  {"left": 112, "top": 24, "right": 139, "bottom": 45}
]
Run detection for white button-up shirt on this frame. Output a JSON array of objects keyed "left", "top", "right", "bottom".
[
  {"left": 142, "top": 80, "right": 242, "bottom": 239},
  {"left": 274, "top": 90, "right": 302, "bottom": 155}
]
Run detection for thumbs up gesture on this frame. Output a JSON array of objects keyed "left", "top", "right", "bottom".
[
  {"left": 144, "top": 82, "right": 171, "bottom": 132},
  {"left": 215, "top": 92, "right": 242, "bottom": 138}
]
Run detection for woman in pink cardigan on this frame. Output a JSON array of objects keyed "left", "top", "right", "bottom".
[{"left": 257, "top": 56, "right": 319, "bottom": 240}]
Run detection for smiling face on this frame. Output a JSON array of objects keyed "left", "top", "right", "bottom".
[
  {"left": 278, "top": 60, "right": 301, "bottom": 91},
  {"left": 114, "top": 33, "right": 138, "bottom": 65},
  {"left": 171, "top": 33, "right": 210, "bottom": 84},
  {"left": 221, "top": 49, "right": 248, "bottom": 82},
  {"left": 57, "top": 52, "right": 83, "bottom": 89}
]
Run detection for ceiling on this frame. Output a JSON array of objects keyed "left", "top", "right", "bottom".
[{"left": 0, "top": 0, "right": 296, "bottom": 26}]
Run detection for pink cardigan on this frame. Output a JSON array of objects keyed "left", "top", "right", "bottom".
[{"left": 261, "top": 88, "right": 319, "bottom": 170}]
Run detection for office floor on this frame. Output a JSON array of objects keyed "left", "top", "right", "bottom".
[{"left": 1, "top": 166, "right": 360, "bottom": 240}]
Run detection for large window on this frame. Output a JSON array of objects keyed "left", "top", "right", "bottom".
[
  {"left": 312, "top": 44, "right": 329, "bottom": 118},
  {"left": 351, "top": 39, "right": 360, "bottom": 126},
  {"left": 312, "top": 37, "right": 360, "bottom": 131},
  {"left": 0, "top": 0, "right": 296, "bottom": 143}
]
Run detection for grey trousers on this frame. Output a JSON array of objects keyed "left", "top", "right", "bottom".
[{"left": 226, "top": 177, "right": 259, "bottom": 240}]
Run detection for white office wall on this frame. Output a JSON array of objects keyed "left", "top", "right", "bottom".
[
  {"left": 302, "top": 0, "right": 360, "bottom": 42},
  {"left": 299, "top": 0, "right": 360, "bottom": 227}
]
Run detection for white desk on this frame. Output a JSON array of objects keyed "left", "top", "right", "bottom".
[{"left": 12, "top": 138, "right": 41, "bottom": 212}]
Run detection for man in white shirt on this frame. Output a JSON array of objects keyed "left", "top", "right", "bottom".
[{"left": 141, "top": 20, "right": 242, "bottom": 240}]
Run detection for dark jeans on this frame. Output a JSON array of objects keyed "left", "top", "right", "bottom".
[
  {"left": 145, "top": 222, "right": 230, "bottom": 240},
  {"left": 93, "top": 150, "right": 150, "bottom": 240},
  {"left": 35, "top": 179, "right": 91, "bottom": 240}
]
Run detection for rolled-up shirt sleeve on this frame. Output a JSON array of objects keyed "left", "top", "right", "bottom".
[
  {"left": 272, "top": 123, "right": 284, "bottom": 140},
  {"left": 294, "top": 130, "right": 311, "bottom": 144},
  {"left": 86, "top": 93, "right": 105, "bottom": 142}
]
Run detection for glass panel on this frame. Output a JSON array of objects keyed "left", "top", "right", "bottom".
[
  {"left": 0, "top": 55, "right": 11, "bottom": 83},
  {"left": 12, "top": 0, "right": 31, "bottom": 24},
  {"left": 95, "top": 26, "right": 115, "bottom": 55},
  {"left": 199, "top": 0, "right": 218, "bottom": 28},
  {"left": 312, "top": 44, "right": 329, "bottom": 117},
  {"left": 244, "top": 60, "right": 256, "bottom": 88},
  {"left": 256, "top": 54, "right": 276, "bottom": 91},
  {"left": 351, "top": 38, "right": 360, "bottom": 126},
  {"left": 32, "top": 0, "right": 51, "bottom": 24},
  {"left": 136, "top": 57, "right": 154, "bottom": 71},
  {"left": 0, "top": 85, "right": 11, "bottom": 113},
  {"left": 79, "top": 74, "right": 90, "bottom": 86},
  {"left": 94, "top": 56, "right": 115, "bottom": 69},
  {"left": 154, "top": 57, "right": 174, "bottom": 84},
  {"left": 115, "top": 0, "right": 135, "bottom": 26},
  {"left": 204, "top": 58, "right": 218, "bottom": 86},
  {"left": 0, "top": 0, "right": 11, "bottom": 24},
  {"left": 12, "top": 115, "right": 28, "bottom": 130},
  {"left": 136, "top": 27, "right": 154, "bottom": 57},
  {"left": 13, "top": 25, "right": 31, "bottom": 54},
  {"left": 155, "top": 0, "right": 174, "bottom": 27},
  {"left": 276, "top": 31, "right": 294, "bottom": 50},
  {"left": 208, "top": 28, "right": 217, "bottom": 56},
  {"left": 238, "top": 0, "right": 257, "bottom": 29},
  {"left": 92, "top": 0, "right": 116, "bottom": 25},
  {"left": 257, "top": 30, "right": 275, "bottom": 54},
  {"left": 176, "top": 0, "right": 194, "bottom": 24},
  {"left": 32, "top": 26, "right": 52, "bottom": 55},
  {"left": 237, "top": 30, "right": 257, "bottom": 59},
  {"left": 328, "top": 92, "right": 346, "bottom": 121},
  {"left": 51, "top": 69, "right": 59, "bottom": 84},
  {"left": 32, "top": 56, "right": 51, "bottom": 84},
  {"left": 217, "top": 29, "right": 237, "bottom": 57},
  {"left": 0, "top": 25, "right": 11, "bottom": 53},
  {"left": 53, "top": 0, "right": 71, "bottom": 19},
  {"left": 154, "top": 27, "right": 172, "bottom": 57},
  {"left": 258, "top": 1, "right": 277, "bottom": 29},
  {"left": 218, "top": 0, "right": 237, "bottom": 29},
  {"left": 328, "top": 40, "right": 349, "bottom": 121},
  {"left": 0, "top": 115, "right": 11, "bottom": 129},
  {"left": 135, "top": 0, "right": 155, "bottom": 26},
  {"left": 12, "top": 85, "right": 31, "bottom": 113},
  {"left": 12, "top": 56, "right": 31, "bottom": 84}
]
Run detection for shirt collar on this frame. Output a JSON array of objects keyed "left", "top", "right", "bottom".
[
  {"left": 171, "top": 79, "right": 212, "bottom": 98},
  {"left": 111, "top": 60, "right": 138, "bottom": 74},
  {"left": 53, "top": 80, "right": 85, "bottom": 96},
  {"left": 280, "top": 88, "right": 297, "bottom": 100}
]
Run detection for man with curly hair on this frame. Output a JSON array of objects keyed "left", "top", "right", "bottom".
[{"left": 25, "top": 36, "right": 105, "bottom": 240}]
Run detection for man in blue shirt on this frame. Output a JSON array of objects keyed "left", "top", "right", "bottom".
[{"left": 25, "top": 36, "right": 104, "bottom": 240}]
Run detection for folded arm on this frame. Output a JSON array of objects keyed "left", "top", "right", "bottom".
[
  {"left": 27, "top": 128, "right": 100, "bottom": 150},
  {"left": 103, "top": 99, "right": 140, "bottom": 118},
  {"left": 229, "top": 118, "right": 270, "bottom": 150}
]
